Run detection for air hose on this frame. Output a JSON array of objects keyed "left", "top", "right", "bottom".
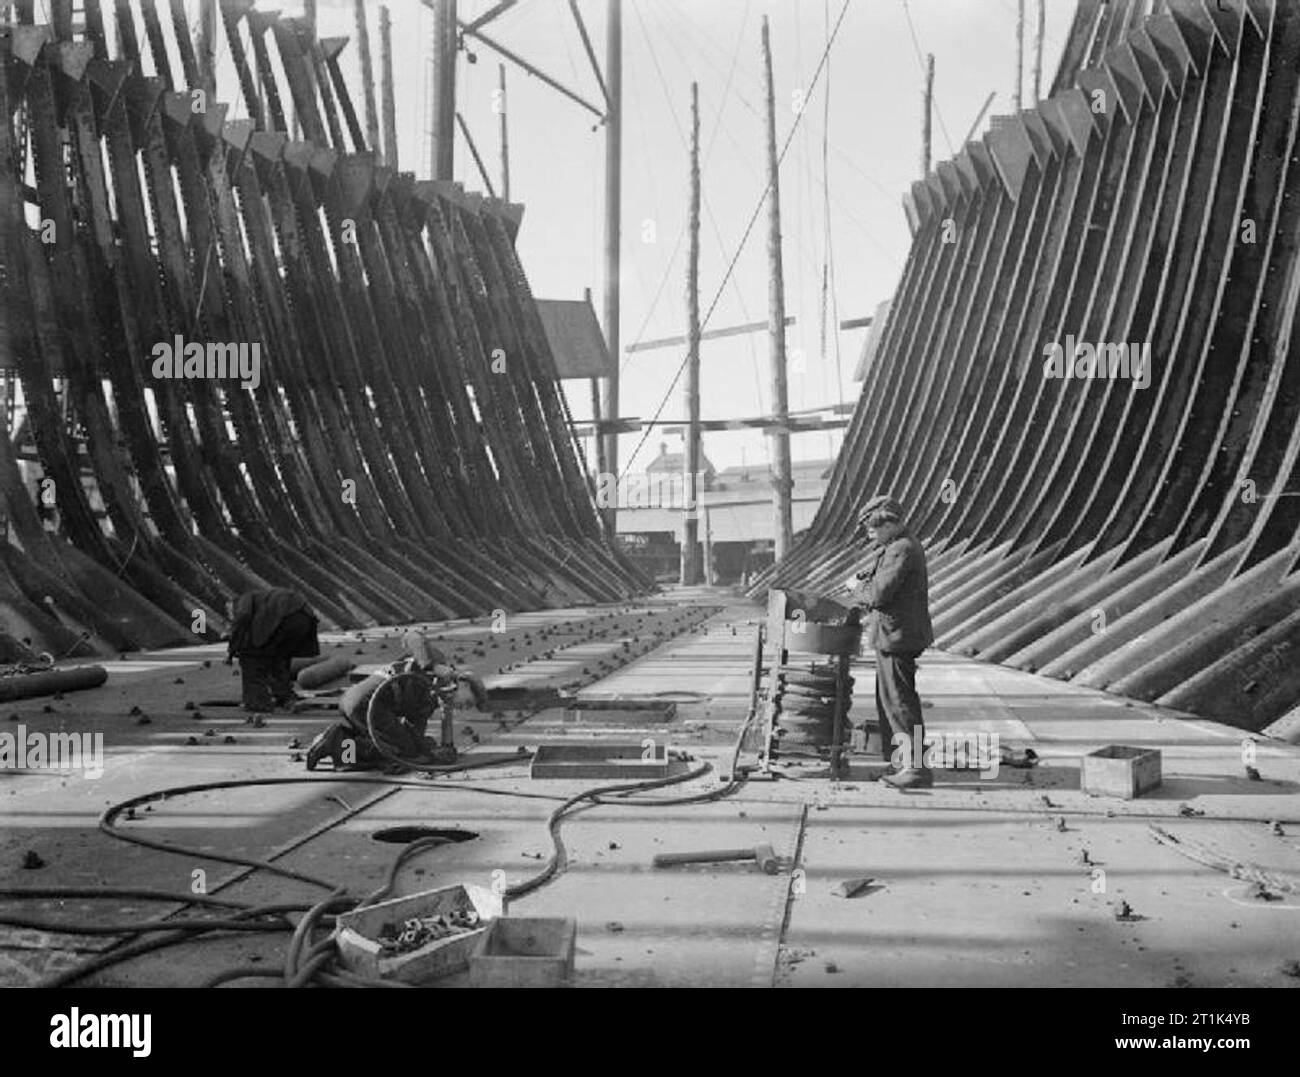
[{"left": 13, "top": 694, "right": 759, "bottom": 987}]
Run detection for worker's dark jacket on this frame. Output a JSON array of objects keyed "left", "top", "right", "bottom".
[
  {"left": 853, "top": 533, "right": 933, "bottom": 655},
  {"left": 228, "top": 589, "right": 319, "bottom": 659}
]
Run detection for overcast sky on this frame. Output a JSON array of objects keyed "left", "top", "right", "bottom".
[{"left": 298, "top": 1, "right": 1073, "bottom": 472}]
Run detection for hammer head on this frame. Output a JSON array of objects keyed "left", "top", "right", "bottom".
[{"left": 754, "top": 843, "right": 779, "bottom": 875}]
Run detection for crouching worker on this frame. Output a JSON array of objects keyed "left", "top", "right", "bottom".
[
  {"left": 305, "top": 630, "right": 487, "bottom": 772},
  {"left": 227, "top": 588, "right": 320, "bottom": 715}
]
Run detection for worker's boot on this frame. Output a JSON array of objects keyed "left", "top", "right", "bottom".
[
  {"left": 305, "top": 723, "right": 384, "bottom": 771},
  {"left": 270, "top": 656, "right": 298, "bottom": 708},
  {"left": 305, "top": 723, "right": 348, "bottom": 770},
  {"left": 882, "top": 767, "right": 933, "bottom": 790}
]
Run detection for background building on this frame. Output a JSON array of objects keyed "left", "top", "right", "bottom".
[{"left": 616, "top": 443, "right": 832, "bottom": 583}]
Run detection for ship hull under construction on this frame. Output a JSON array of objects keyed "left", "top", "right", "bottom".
[
  {"left": 757, "top": 0, "right": 1300, "bottom": 738},
  {"left": 0, "top": 2, "right": 645, "bottom": 663}
]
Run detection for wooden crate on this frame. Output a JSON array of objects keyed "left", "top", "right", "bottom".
[
  {"left": 334, "top": 883, "right": 502, "bottom": 984},
  {"left": 1081, "top": 745, "right": 1162, "bottom": 799},
  {"left": 469, "top": 917, "right": 577, "bottom": 988}
]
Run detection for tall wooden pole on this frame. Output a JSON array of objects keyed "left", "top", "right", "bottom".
[
  {"left": 600, "top": 0, "right": 623, "bottom": 533},
  {"left": 354, "top": 0, "right": 382, "bottom": 159},
  {"left": 761, "top": 16, "right": 793, "bottom": 563},
  {"left": 197, "top": 0, "right": 216, "bottom": 98},
  {"left": 380, "top": 5, "right": 399, "bottom": 170},
  {"left": 1013, "top": 0, "right": 1024, "bottom": 110},
  {"left": 586, "top": 288, "right": 606, "bottom": 482},
  {"left": 921, "top": 53, "right": 933, "bottom": 176},
  {"left": 290, "top": 0, "right": 304, "bottom": 141},
  {"left": 1032, "top": 0, "right": 1045, "bottom": 103},
  {"left": 431, "top": 0, "right": 457, "bottom": 180},
  {"left": 498, "top": 63, "right": 511, "bottom": 199},
  {"left": 703, "top": 506, "right": 714, "bottom": 586},
  {"left": 427, "top": 7, "right": 438, "bottom": 176},
  {"left": 680, "top": 82, "right": 702, "bottom": 586},
  {"left": 51, "top": 0, "right": 72, "bottom": 39},
  {"left": 301, "top": 2, "right": 318, "bottom": 140}
]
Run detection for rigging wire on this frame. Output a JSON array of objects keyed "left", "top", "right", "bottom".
[
  {"left": 659, "top": 0, "right": 765, "bottom": 117},
  {"left": 620, "top": 0, "right": 852, "bottom": 479},
  {"left": 621, "top": 0, "right": 757, "bottom": 380},
  {"left": 821, "top": 0, "right": 845, "bottom": 461},
  {"left": 630, "top": 0, "right": 837, "bottom": 437},
  {"left": 652, "top": 11, "right": 892, "bottom": 299},
  {"left": 821, "top": 0, "right": 844, "bottom": 415},
  {"left": 899, "top": 0, "right": 954, "bottom": 156},
  {"left": 792, "top": 2, "right": 810, "bottom": 417},
  {"left": 637, "top": 0, "right": 767, "bottom": 427}
]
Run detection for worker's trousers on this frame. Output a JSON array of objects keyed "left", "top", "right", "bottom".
[
  {"left": 236, "top": 609, "right": 319, "bottom": 712},
  {"left": 874, "top": 651, "right": 925, "bottom": 768},
  {"left": 239, "top": 654, "right": 292, "bottom": 712}
]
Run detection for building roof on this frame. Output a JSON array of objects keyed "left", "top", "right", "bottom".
[
  {"left": 535, "top": 298, "right": 612, "bottom": 378},
  {"left": 616, "top": 456, "right": 834, "bottom": 541},
  {"left": 645, "top": 442, "right": 717, "bottom": 475},
  {"left": 616, "top": 496, "right": 823, "bottom": 542},
  {"left": 719, "top": 458, "right": 833, "bottom": 478},
  {"left": 712, "top": 458, "right": 834, "bottom": 492}
]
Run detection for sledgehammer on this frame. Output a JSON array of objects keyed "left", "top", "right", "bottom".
[{"left": 652, "top": 843, "right": 780, "bottom": 875}]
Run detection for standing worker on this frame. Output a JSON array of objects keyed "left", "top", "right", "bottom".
[
  {"left": 226, "top": 588, "right": 320, "bottom": 715},
  {"left": 847, "top": 495, "right": 934, "bottom": 788}
]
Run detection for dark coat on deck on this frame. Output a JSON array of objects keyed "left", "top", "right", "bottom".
[{"left": 851, "top": 532, "right": 934, "bottom": 655}]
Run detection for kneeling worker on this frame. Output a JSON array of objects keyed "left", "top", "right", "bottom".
[
  {"left": 848, "top": 495, "right": 934, "bottom": 789},
  {"left": 306, "top": 630, "right": 487, "bottom": 772}
]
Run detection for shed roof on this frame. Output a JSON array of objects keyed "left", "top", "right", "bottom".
[{"left": 535, "top": 298, "right": 611, "bottom": 378}]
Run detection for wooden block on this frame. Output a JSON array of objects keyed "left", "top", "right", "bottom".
[
  {"left": 1082, "top": 745, "right": 1162, "bottom": 799},
  {"left": 833, "top": 877, "right": 875, "bottom": 899},
  {"left": 530, "top": 742, "right": 669, "bottom": 779},
  {"left": 469, "top": 917, "right": 577, "bottom": 988},
  {"left": 563, "top": 698, "right": 677, "bottom": 724}
]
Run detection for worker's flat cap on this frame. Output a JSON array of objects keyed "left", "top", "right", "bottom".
[{"left": 857, "top": 494, "right": 904, "bottom": 525}]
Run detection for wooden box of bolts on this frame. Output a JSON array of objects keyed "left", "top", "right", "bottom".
[
  {"left": 1081, "top": 745, "right": 1162, "bottom": 799},
  {"left": 334, "top": 883, "right": 503, "bottom": 985},
  {"left": 469, "top": 917, "right": 577, "bottom": 989}
]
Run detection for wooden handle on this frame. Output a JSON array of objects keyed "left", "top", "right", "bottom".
[{"left": 652, "top": 848, "right": 753, "bottom": 867}]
